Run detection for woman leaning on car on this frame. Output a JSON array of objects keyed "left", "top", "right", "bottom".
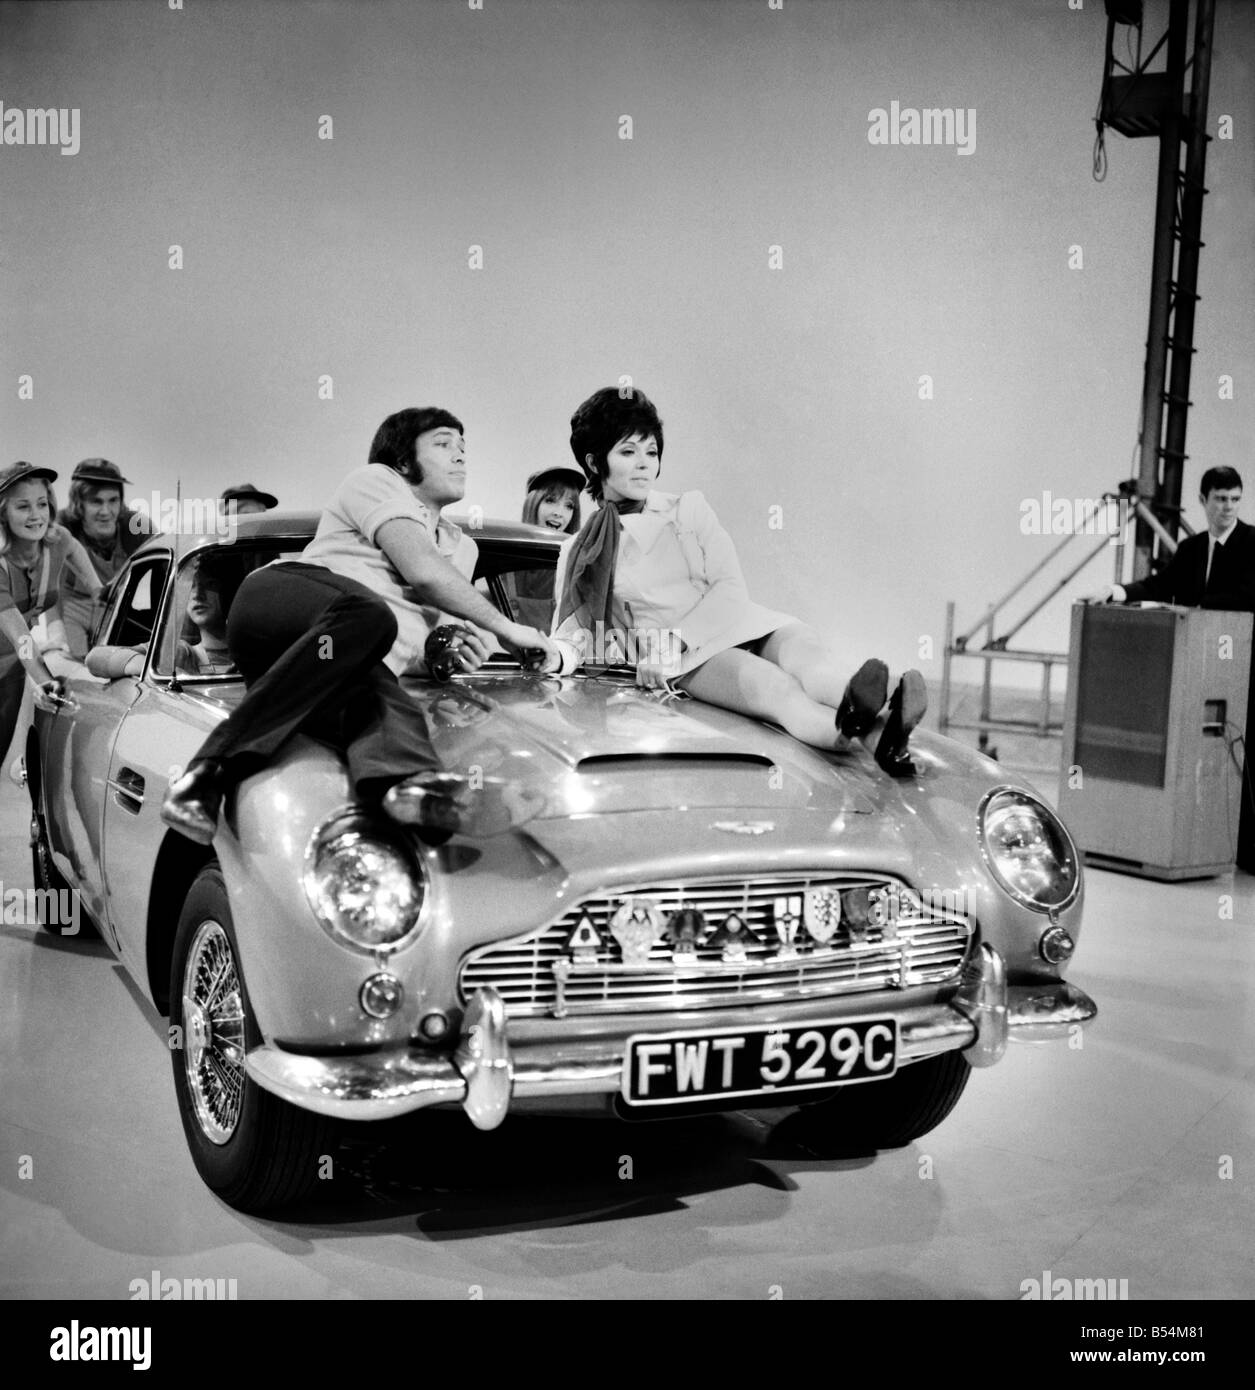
[
  {"left": 549, "top": 387, "right": 928, "bottom": 775},
  {"left": 160, "top": 407, "right": 558, "bottom": 846},
  {"left": 0, "top": 463, "right": 103, "bottom": 763}
]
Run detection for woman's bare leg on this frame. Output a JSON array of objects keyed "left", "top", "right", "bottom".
[
  {"left": 757, "top": 622, "right": 890, "bottom": 752},
  {"left": 757, "top": 622, "right": 852, "bottom": 708},
  {"left": 678, "top": 647, "right": 845, "bottom": 750}
]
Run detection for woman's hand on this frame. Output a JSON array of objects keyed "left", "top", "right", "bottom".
[
  {"left": 31, "top": 676, "right": 74, "bottom": 713},
  {"left": 635, "top": 655, "right": 673, "bottom": 691},
  {"left": 635, "top": 631, "right": 680, "bottom": 692}
]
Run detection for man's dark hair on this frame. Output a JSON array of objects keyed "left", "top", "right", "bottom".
[
  {"left": 569, "top": 387, "right": 664, "bottom": 502},
  {"left": 368, "top": 407, "right": 464, "bottom": 484},
  {"left": 1200, "top": 466, "right": 1242, "bottom": 498}
]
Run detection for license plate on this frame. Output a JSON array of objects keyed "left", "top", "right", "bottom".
[{"left": 621, "top": 1017, "right": 898, "bottom": 1107}]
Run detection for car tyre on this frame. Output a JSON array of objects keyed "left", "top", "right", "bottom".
[
  {"left": 29, "top": 800, "right": 98, "bottom": 939},
  {"left": 170, "top": 864, "right": 338, "bottom": 1212},
  {"left": 787, "top": 1049, "right": 972, "bottom": 1154}
]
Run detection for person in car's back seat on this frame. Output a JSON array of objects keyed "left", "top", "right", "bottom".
[{"left": 88, "top": 549, "right": 243, "bottom": 678}]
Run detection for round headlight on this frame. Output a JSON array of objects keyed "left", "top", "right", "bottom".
[
  {"left": 978, "top": 787, "right": 1079, "bottom": 913},
  {"left": 304, "top": 813, "right": 427, "bottom": 954}
]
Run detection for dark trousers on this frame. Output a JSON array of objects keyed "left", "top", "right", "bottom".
[
  {"left": 0, "top": 658, "right": 26, "bottom": 768},
  {"left": 197, "top": 562, "right": 441, "bottom": 799},
  {"left": 1238, "top": 646, "right": 1255, "bottom": 873}
]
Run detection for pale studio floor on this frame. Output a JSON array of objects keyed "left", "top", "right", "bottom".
[{"left": 1, "top": 723, "right": 1253, "bottom": 1301}]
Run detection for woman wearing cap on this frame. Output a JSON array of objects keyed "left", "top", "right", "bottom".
[
  {"left": 161, "top": 407, "right": 558, "bottom": 845},
  {"left": 546, "top": 388, "right": 927, "bottom": 776},
  {"left": 505, "top": 466, "right": 584, "bottom": 631},
  {"left": 0, "top": 464, "right": 103, "bottom": 761}
]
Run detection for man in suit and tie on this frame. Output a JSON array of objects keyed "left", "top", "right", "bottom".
[
  {"left": 1091, "top": 466, "right": 1255, "bottom": 610},
  {"left": 1091, "top": 465, "right": 1255, "bottom": 869}
]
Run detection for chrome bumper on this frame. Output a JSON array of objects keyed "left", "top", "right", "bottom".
[{"left": 245, "top": 946, "right": 1097, "bottom": 1127}]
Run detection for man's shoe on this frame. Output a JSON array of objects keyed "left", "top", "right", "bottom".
[
  {"left": 382, "top": 772, "right": 471, "bottom": 845},
  {"left": 835, "top": 658, "right": 889, "bottom": 740},
  {"left": 160, "top": 760, "right": 226, "bottom": 844},
  {"left": 874, "top": 671, "right": 928, "bottom": 778},
  {"left": 382, "top": 772, "right": 545, "bottom": 842}
]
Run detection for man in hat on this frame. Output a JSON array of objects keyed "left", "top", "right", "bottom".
[
  {"left": 221, "top": 482, "right": 279, "bottom": 517},
  {"left": 57, "top": 458, "right": 154, "bottom": 655}
]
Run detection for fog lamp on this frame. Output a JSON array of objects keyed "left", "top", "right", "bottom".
[
  {"left": 1039, "top": 925, "right": 1075, "bottom": 965},
  {"left": 360, "top": 973, "right": 405, "bottom": 1019}
]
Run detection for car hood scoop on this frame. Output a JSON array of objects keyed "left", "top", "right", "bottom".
[{"left": 404, "top": 673, "right": 881, "bottom": 817}]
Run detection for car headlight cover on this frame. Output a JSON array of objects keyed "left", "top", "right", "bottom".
[
  {"left": 304, "top": 815, "right": 427, "bottom": 953},
  {"left": 979, "top": 788, "right": 1079, "bottom": 913}
]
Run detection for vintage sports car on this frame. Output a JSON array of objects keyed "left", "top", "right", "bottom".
[{"left": 25, "top": 512, "right": 1096, "bottom": 1212}]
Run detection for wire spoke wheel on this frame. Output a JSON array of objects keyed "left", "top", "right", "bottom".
[
  {"left": 182, "top": 919, "right": 246, "bottom": 1145},
  {"left": 170, "top": 864, "right": 338, "bottom": 1210}
]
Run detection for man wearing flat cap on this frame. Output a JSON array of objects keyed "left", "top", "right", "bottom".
[
  {"left": 57, "top": 458, "right": 154, "bottom": 655},
  {"left": 221, "top": 482, "right": 279, "bottom": 517}
]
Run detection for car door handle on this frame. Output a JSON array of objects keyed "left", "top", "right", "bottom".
[{"left": 109, "top": 767, "right": 145, "bottom": 815}]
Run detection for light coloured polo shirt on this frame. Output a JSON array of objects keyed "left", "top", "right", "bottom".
[{"left": 294, "top": 464, "right": 478, "bottom": 676}]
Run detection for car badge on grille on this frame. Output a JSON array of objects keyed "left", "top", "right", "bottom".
[
  {"left": 707, "top": 911, "right": 759, "bottom": 963},
  {"left": 772, "top": 894, "right": 804, "bottom": 958},
  {"left": 712, "top": 820, "right": 775, "bottom": 835},
  {"left": 665, "top": 906, "right": 706, "bottom": 958},
  {"left": 841, "top": 886, "right": 872, "bottom": 940},
  {"left": 869, "top": 886, "right": 900, "bottom": 941},
  {"left": 803, "top": 887, "right": 843, "bottom": 944},
  {"left": 564, "top": 911, "right": 604, "bottom": 963},
  {"left": 609, "top": 898, "right": 667, "bottom": 965}
]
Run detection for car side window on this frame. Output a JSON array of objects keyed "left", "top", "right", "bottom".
[
  {"left": 150, "top": 544, "right": 288, "bottom": 679},
  {"left": 105, "top": 559, "right": 170, "bottom": 652}
]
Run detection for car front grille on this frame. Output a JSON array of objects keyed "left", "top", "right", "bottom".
[{"left": 459, "top": 873, "right": 973, "bottom": 1018}]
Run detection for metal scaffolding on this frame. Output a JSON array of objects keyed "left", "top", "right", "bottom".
[{"left": 939, "top": 0, "right": 1218, "bottom": 756}]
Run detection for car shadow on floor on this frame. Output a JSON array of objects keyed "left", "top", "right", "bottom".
[
  {"left": 0, "top": 922, "right": 112, "bottom": 955},
  {"left": 273, "top": 1107, "right": 881, "bottom": 1237}
]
